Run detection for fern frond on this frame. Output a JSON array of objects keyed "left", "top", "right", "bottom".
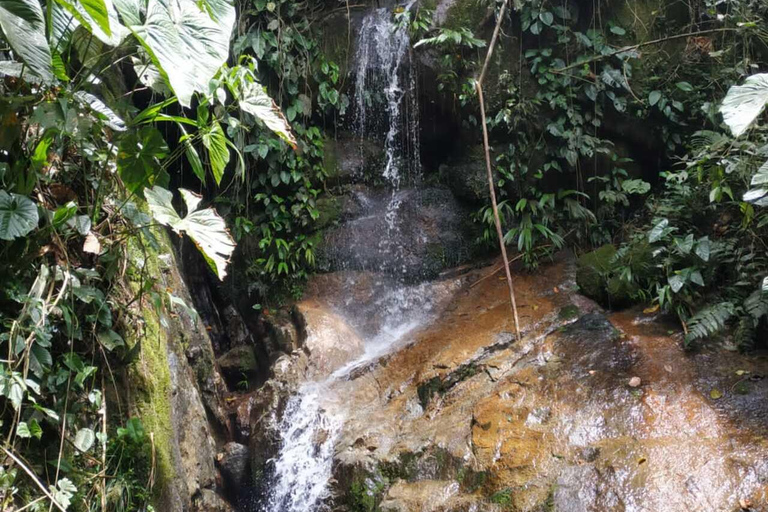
[
  {"left": 690, "top": 130, "right": 729, "bottom": 153},
  {"left": 684, "top": 301, "right": 736, "bottom": 345},
  {"left": 744, "top": 288, "right": 768, "bottom": 320}
]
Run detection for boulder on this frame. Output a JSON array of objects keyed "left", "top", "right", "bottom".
[
  {"left": 216, "top": 442, "right": 250, "bottom": 490},
  {"left": 264, "top": 311, "right": 300, "bottom": 355},
  {"left": 439, "top": 159, "right": 489, "bottom": 205},
  {"left": 294, "top": 299, "right": 365, "bottom": 378},
  {"left": 576, "top": 244, "right": 651, "bottom": 309},
  {"left": 192, "top": 489, "right": 235, "bottom": 512},
  {"left": 216, "top": 345, "right": 259, "bottom": 388}
]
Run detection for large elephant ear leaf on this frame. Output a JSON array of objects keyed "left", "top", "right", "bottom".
[
  {"left": 0, "top": 190, "right": 39, "bottom": 241},
  {"left": 145, "top": 186, "right": 235, "bottom": 280},
  {"left": 0, "top": 0, "right": 54, "bottom": 82},
  {"left": 238, "top": 81, "right": 298, "bottom": 149},
  {"left": 124, "top": 0, "right": 235, "bottom": 106},
  {"left": 54, "top": 0, "right": 127, "bottom": 46},
  {"left": 720, "top": 73, "right": 768, "bottom": 137}
]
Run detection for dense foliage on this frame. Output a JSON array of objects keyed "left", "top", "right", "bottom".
[
  {"left": 1, "top": 0, "right": 768, "bottom": 509},
  {"left": 0, "top": 0, "right": 305, "bottom": 508},
  {"left": 416, "top": 0, "right": 768, "bottom": 346}
]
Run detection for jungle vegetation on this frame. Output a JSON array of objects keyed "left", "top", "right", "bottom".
[{"left": 0, "top": 0, "right": 767, "bottom": 510}]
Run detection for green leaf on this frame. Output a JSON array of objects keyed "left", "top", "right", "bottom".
[
  {"left": 695, "top": 237, "right": 710, "bottom": 262},
  {"left": 610, "top": 25, "right": 626, "bottom": 35},
  {"left": 539, "top": 11, "right": 553, "bottom": 26},
  {"left": 73, "top": 91, "right": 126, "bottom": 131},
  {"left": 183, "top": 136, "right": 205, "bottom": 182},
  {"left": 74, "top": 428, "right": 96, "bottom": 452},
  {"left": 0, "top": 190, "right": 39, "bottom": 240},
  {"left": 16, "top": 421, "right": 31, "bottom": 438},
  {"left": 97, "top": 330, "right": 124, "bottom": 351},
  {"left": 78, "top": 0, "right": 110, "bottom": 35},
  {"left": 751, "top": 160, "right": 768, "bottom": 187},
  {"left": 0, "top": 0, "right": 42, "bottom": 24},
  {"left": 648, "top": 90, "right": 662, "bottom": 106},
  {"left": 54, "top": 0, "right": 126, "bottom": 46},
  {"left": 145, "top": 186, "right": 235, "bottom": 279},
  {"left": 52, "top": 478, "right": 77, "bottom": 510},
  {"left": 719, "top": 73, "right": 768, "bottom": 137},
  {"left": 0, "top": 0, "right": 54, "bottom": 81},
  {"left": 237, "top": 81, "right": 297, "bottom": 149},
  {"left": 648, "top": 218, "right": 668, "bottom": 243},
  {"left": 668, "top": 274, "right": 685, "bottom": 293},
  {"left": 676, "top": 81, "right": 694, "bottom": 92},
  {"left": 201, "top": 120, "right": 229, "bottom": 185},
  {"left": 124, "top": 0, "right": 235, "bottom": 107},
  {"left": 117, "top": 126, "right": 169, "bottom": 194},
  {"left": 690, "top": 270, "right": 705, "bottom": 287},
  {"left": 621, "top": 179, "right": 650, "bottom": 195}
]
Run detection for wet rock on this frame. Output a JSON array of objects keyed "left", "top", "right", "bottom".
[
  {"left": 217, "top": 345, "right": 259, "bottom": 387},
  {"left": 271, "top": 352, "right": 309, "bottom": 387},
  {"left": 216, "top": 442, "right": 250, "bottom": 490},
  {"left": 324, "top": 136, "right": 384, "bottom": 185},
  {"left": 221, "top": 305, "right": 251, "bottom": 347},
  {"left": 265, "top": 311, "right": 300, "bottom": 355},
  {"left": 294, "top": 300, "right": 364, "bottom": 378},
  {"left": 318, "top": 187, "right": 475, "bottom": 281},
  {"left": 192, "top": 489, "right": 234, "bottom": 512},
  {"left": 439, "top": 158, "right": 489, "bottom": 205}
]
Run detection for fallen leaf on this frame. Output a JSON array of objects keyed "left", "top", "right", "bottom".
[
  {"left": 710, "top": 388, "right": 723, "bottom": 400},
  {"left": 553, "top": 287, "right": 560, "bottom": 293},
  {"left": 643, "top": 304, "right": 660, "bottom": 314},
  {"left": 740, "top": 497, "right": 752, "bottom": 510},
  {"left": 589, "top": 370, "right": 596, "bottom": 376},
  {"left": 637, "top": 457, "right": 647, "bottom": 465},
  {"left": 628, "top": 376, "right": 642, "bottom": 387},
  {"left": 735, "top": 370, "right": 750, "bottom": 376},
  {"left": 664, "top": 365, "right": 673, "bottom": 373},
  {"left": 83, "top": 233, "right": 101, "bottom": 254}
]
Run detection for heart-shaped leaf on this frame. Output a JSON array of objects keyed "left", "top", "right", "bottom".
[{"left": 0, "top": 190, "right": 39, "bottom": 240}]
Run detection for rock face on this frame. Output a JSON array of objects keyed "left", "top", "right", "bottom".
[
  {"left": 318, "top": 186, "right": 475, "bottom": 280},
  {"left": 321, "top": 255, "right": 768, "bottom": 511},
  {"left": 125, "top": 229, "right": 234, "bottom": 512},
  {"left": 324, "top": 135, "right": 384, "bottom": 185},
  {"left": 439, "top": 158, "right": 489, "bottom": 205}
]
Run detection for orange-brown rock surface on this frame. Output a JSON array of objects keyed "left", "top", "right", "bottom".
[{"left": 325, "top": 256, "right": 768, "bottom": 511}]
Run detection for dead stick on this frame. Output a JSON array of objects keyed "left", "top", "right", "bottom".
[
  {"left": 470, "top": 253, "right": 525, "bottom": 289},
  {"left": 476, "top": 0, "right": 521, "bottom": 341}
]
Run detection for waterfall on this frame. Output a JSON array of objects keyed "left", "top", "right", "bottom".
[
  {"left": 353, "top": 1, "right": 421, "bottom": 276},
  {"left": 258, "top": 5, "right": 426, "bottom": 511}
]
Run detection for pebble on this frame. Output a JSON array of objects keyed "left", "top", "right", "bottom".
[{"left": 628, "top": 376, "right": 642, "bottom": 387}]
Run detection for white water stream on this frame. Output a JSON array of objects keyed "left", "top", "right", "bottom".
[{"left": 260, "top": 5, "right": 428, "bottom": 511}]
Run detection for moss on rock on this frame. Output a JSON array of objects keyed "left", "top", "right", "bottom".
[{"left": 124, "top": 232, "right": 177, "bottom": 492}]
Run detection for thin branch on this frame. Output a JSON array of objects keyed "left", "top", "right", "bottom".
[
  {"left": 476, "top": 0, "right": 522, "bottom": 341},
  {"left": 1, "top": 446, "right": 68, "bottom": 512},
  {"left": 554, "top": 27, "right": 738, "bottom": 72}
]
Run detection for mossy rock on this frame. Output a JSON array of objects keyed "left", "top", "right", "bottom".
[
  {"left": 315, "top": 196, "right": 344, "bottom": 231},
  {"left": 441, "top": 0, "right": 490, "bottom": 31},
  {"left": 576, "top": 244, "right": 617, "bottom": 305},
  {"left": 577, "top": 244, "right": 648, "bottom": 309}
]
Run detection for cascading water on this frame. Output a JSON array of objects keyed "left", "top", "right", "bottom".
[
  {"left": 353, "top": 0, "right": 421, "bottom": 275},
  {"left": 258, "top": 4, "right": 432, "bottom": 512}
]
